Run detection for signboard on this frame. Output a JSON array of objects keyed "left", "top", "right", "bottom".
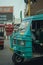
[
  {"left": 0, "top": 13, "right": 13, "bottom": 21},
  {"left": 0, "top": 6, "right": 13, "bottom": 21},
  {"left": 0, "top": 6, "right": 13, "bottom": 13},
  {"left": 20, "top": 11, "right": 22, "bottom": 22}
]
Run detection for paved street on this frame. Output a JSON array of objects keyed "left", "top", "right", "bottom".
[
  {"left": 0, "top": 40, "right": 43, "bottom": 65},
  {"left": 0, "top": 40, "right": 14, "bottom": 65}
]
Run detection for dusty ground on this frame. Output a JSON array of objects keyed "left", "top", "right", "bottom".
[
  {"left": 0, "top": 40, "right": 14, "bottom": 65},
  {"left": 0, "top": 40, "right": 43, "bottom": 65}
]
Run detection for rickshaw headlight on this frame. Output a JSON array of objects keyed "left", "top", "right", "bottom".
[{"left": 20, "top": 41, "right": 25, "bottom": 46}]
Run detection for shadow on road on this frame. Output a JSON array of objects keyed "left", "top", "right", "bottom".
[{"left": 16, "top": 57, "right": 43, "bottom": 65}]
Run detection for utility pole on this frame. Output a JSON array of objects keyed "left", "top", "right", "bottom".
[
  {"left": 24, "top": 0, "right": 37, "bottom": 16},
  {"left": 28, "top": 0, "right": 31, "bottom": 16}
]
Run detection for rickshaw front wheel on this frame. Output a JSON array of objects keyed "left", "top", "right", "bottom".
[{"left": 12, "top": 53, "right": 24, "bottom": 64}]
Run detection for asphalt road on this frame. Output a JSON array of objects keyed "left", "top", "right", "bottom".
[
  {"left": 0, "top": 40, "right": 14, "bottom": 65},
  {"left": 0, "top": 40, "right": 43, "bottom": 65}
]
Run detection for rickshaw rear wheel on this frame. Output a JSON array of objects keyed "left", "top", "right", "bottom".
[
  {"left": 12, "top": 53, "right": 24, "bottom": 64},
  {"left": 0, "top": 45, "right": 4, "bottom": 49},
  {"left": 1, "top": 45, "right": 4, "bottom": 49}
]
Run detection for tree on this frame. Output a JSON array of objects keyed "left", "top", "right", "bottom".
[
  {"left": 24, "top": 0, "right": 36, "bottom": 4},
  {"left": 24, "top": 0, "right": 28, "bottom": 4}
]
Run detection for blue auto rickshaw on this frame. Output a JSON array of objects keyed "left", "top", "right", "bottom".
[{"left": 10, "top": 14, "right": 43, "bottom": 64}]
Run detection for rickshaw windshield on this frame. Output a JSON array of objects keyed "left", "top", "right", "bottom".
[{"left": 19, "top": 21, "right": 29, "bottom": 32}]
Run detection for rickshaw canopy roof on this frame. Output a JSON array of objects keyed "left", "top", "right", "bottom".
[{"left": 23, "top": 14, "right": 43, "bottom": 21}]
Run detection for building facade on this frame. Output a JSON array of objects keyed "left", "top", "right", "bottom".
[
  {"left": 24, "top": 0, "right": 43, "bottom": 16},
  {"left": 0, "top": 6, "right": 13, "bottom": 21}
]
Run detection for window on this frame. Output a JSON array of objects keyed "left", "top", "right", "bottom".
[
  {"left": 0, "top": 8, "right": 2, "bottom": 11},
  {"left": 31, "top": 0, "right": 37, "bottom": 2},
  {"left": 31, "top": 0, "right": 37, "bottom": 4},
  {"left": 4, "top": 8, "right": 10, "bottom": 12}
]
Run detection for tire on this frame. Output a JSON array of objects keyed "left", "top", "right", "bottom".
[
  {"left": 0, "top": 45, "right": 4, "bottom": 50},
  {"left": 1, "top": 45, "right": 4, "bottom": 49},
  {"left": 12, "top": 53, "right": 24, "bottom": 64}
]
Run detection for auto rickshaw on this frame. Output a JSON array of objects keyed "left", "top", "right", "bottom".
[{"left": 10, "top": 14, "right": 43, "bottom": 64}]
